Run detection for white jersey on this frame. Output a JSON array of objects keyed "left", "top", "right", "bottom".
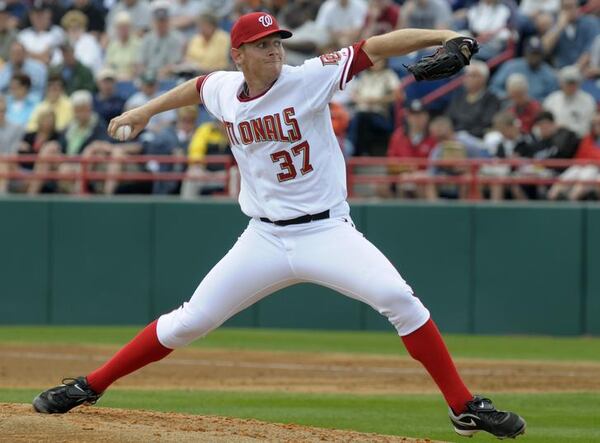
[{"left": 198, "top": 46, "right": 362, "bottom": 221}]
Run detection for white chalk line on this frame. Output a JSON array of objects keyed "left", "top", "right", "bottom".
[{"left": 3, "top": 351, "right": 600, "bottom": 379}]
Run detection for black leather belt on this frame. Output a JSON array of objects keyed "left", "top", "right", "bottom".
[{"left": 260, "top": 210, "right": 330, "bottom": 226}]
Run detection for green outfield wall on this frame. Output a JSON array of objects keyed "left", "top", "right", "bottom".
[{"left": 0, "top": 198, "right": 596, "bottom": 335}]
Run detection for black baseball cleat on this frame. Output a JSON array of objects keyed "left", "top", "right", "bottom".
[
  {"left": 33, "top": 377, "right": 102, "bottom": 414},
  {"left": 449, "top": 396, "right": 526, "bottom": 439}
]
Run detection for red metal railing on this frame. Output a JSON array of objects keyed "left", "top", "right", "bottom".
[
  {"left": 345, "top": 157, "right": 600, "bottom": 199},
  {"left": 0, "top": 154, "right": 235, "bottom": 195},
  {"left": 1, "top": 155, "right": 600, "bottom": 200}
]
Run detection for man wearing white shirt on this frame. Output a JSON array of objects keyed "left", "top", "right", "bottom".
[
  {"left": 316, "top": 0, "right": 367, "bottom": 47},
  {"left": 543, "top": 65, "right": 596, "bottom": 137},
  {"left": 17, "top": 1, "right": 65, "bottom": 66}
]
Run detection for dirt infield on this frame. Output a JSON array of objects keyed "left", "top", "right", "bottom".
[
  {"left": 2, "top": 343, "right": 600, "bottom": 394},
  {"left": 0, "top": 403, "right": 437, "bottom": 443},
  {"left": 2, "top": 343, "right": 600, "bottom": 442}
]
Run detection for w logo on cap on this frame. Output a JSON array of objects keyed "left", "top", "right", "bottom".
[
  {"left": 231, "top": 12, "right": 292, "bottom": 49},
  {"left": 258, "top": 15, "right": 273, "bottom": 27}
]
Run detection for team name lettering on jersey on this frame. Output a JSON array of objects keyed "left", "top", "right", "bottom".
[{"left": 224, "top": 107, "right": 302, "bottom": 146}]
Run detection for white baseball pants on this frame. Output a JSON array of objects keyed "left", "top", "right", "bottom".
[{"left": 156, "top": 217, "right": 430, "bottom": 348}]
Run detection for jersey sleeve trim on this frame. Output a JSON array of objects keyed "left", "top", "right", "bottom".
[
  {"left": 347, "top": 40, "right": 374, "bottom": 81},
  {"left": 196, "top": 72, "right": 215, "bottom": 104},
  {"left": 339, "top": 45, "right": 355, "bottom": 91}
]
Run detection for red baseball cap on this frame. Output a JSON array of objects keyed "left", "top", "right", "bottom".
[{"left": 231, "top": 12, "right": 292, "bottom": 49}]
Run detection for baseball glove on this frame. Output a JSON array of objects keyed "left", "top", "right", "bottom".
[{"left": 405, "top": 37, "right": 479, "bottom": 81}]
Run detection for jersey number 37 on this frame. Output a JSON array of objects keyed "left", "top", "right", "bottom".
[{"left": 270, "top": 141, "right": 314, "bottom": 182}]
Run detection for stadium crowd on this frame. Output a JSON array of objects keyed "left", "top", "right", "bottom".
[{"left": 0, "top": 0, "right": 599, "bottom": 201}]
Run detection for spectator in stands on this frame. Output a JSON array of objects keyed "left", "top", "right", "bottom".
[
  {"left": 547, "top": 113, "right": 600, "bottom": 201},
  {"left": 82, "top": 133, "right": 148, "bottom": 195},
  {"left": 6, "top": 73, "right": 39, "bottom": 127},
  {"left": 361, "top": 0, "right": 400, "bottom": 39},
  {"left": 124, "top": 71, "right": 176, "bottom": 133},
  {"left": 44, "top": 90, "right": 109, "bottom": 193},
  {"left": 2, "top": 0, "right": 27, "bottom": 27},
  {"left": 145, "top": 105, "right": 198, "bottom": 195},
  {"left": 348, "top": 59, "right": 400, "bottom": 156},
  {"left": 106, "top": 0, "right": 152, "bottom": 37},
  {"left": 0, "top": 41, "right": 47, "bottom": 101},
  {"left": 21, "top": 0, "right": 66, "bottom": 27},
  {"left": 93, "top": 67, "right": 125, "bottom": 124},
  {"left": 169, "top": 0, "right": 204, "bottom": 37},
  {"left": 385, "top": 99, "right": 437, "bottom": 198},
  {"left": 316, "top": 0, "right": 368, "bottom": 47},
  {"left": 0, "top": 94, "right": 24, "bottom": 194},
  {"left": 52, "top": 42, "right": 95, "bottom": 94},
  {"left": 543, "top": 65, "right": 596, "bottom": 137},
  {"left": 503, "top": 73, "right": 541, "bottom": 133},
  {"left": 490, "top": 36, "right": 559, "bottom": 101},
  {"left": 541, "top": 0, "right": 600, "bottom": 69},
  {"left": 514, "top": 110, "right": 579, "bottom": 199},
  {"left": 19, "top": 106, "right": 61, "bottom": 194},
  {"left": 0, "top": 3, "right": 17, "bottom": 63},
  {"left": 136, "top": 1, "right": 185, "bottom": 80},
  {"left": 104, "top": 11, "right": 140, "bottom": 81},
  {"left": 69, "top": 0, "right": 106, "bottom": 37},
  {"left": 61, "top": 90, "right": 108, "bottom": 157},
  {"left": 401, "top": 0, "right": 453, "bottom": 30},
  {"left": 198, "top": 0, "right": 234, "bottom": 21},
  {"left": 446, "top": 60, "right": 501, "bottom": 138},
  {"left": 277, "top": 0, "right": 328, "bottom": 66},
  {"left": 425, "top": 115, "right": 490, "bottom": 200},
  {"left": 465, "top": 0, "right": 512, "bottom": 60},
  {"left": 182, "top": 13, "right": 230, "bottom": 74},
  {"left": 182, "top": 119, "right": 232, "bottom": 198},
  {"left": 27, "top": 74, "right": 72, "bottom": 132},
  {"left": 519, "top": 0, "right": 560, "bottom": 19},
  {"left": 61, "top": 10, "right": 103, "bottom": 74},
  {"left": 481, "top": 110, "right": 523, "bottom": 200},
  {"left": 582, "top": 34, "right": 600, "bottom": 80},
  {"left": 17, "top": 0, "right": 65, "bottom": 65}
]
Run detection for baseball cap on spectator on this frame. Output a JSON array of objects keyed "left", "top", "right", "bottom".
[
  {"left": 230, "top": 12, "right": 292, "bottom": 49},
  {"left": 152, "top": 0, "right": 170, "bottom": 20},
  {"left": 407, "top": 99, "right": 427, "bottom": 114},
  {"left": 31, "top": 0, "right": 50, "bottom": 12},
  {"left": 524, "top": 37, "right": 543, "bottom": 54},
  {"left": 139, "top": 71, "right": 157, "bottom": 85},
  {"left": 114, "top": 11, "right": 131, "bottom": 26},
  {"left": 97, "top": 67, "right": 117, "bottom": 82},
  {"left": 559, "top": 65, "right": 582, "bottom": 83}
]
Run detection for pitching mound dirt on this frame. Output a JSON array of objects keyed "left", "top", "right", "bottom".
[{"left": 0, "top": 403, "right": 439, "bottom": 443}]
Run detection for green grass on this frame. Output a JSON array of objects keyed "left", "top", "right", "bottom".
[
  {"left": 3, "top": 389, "right": 599, "bottom": 442},
  {"left": 1, "top": 326, "right": 600, "bottom": 361}
]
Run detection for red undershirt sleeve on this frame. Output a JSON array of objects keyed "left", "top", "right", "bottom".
[
  {"left": 195, "top": 75, "right": 208, "bottom": 97},
  {"left": 346, "top": 40, "right": 374, "bottom": 82}
]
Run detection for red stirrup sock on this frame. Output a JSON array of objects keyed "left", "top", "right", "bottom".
[
  {"left": 401, "top": 318, "right": 472, "bottom": 414},
  {"left": 86, "top": 319, "right": 172, "bottom": 393}
]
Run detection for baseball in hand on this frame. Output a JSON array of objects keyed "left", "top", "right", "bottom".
[{"left": 115, "top": 125, "right": 132, "bottom": 141}]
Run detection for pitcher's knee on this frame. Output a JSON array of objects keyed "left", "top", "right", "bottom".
[
  {"left": 372, "top": 284, "right": 430, "bottom": 336},
  {"left": 156, "top": 303, "right": 219, "bottom": 348}
]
